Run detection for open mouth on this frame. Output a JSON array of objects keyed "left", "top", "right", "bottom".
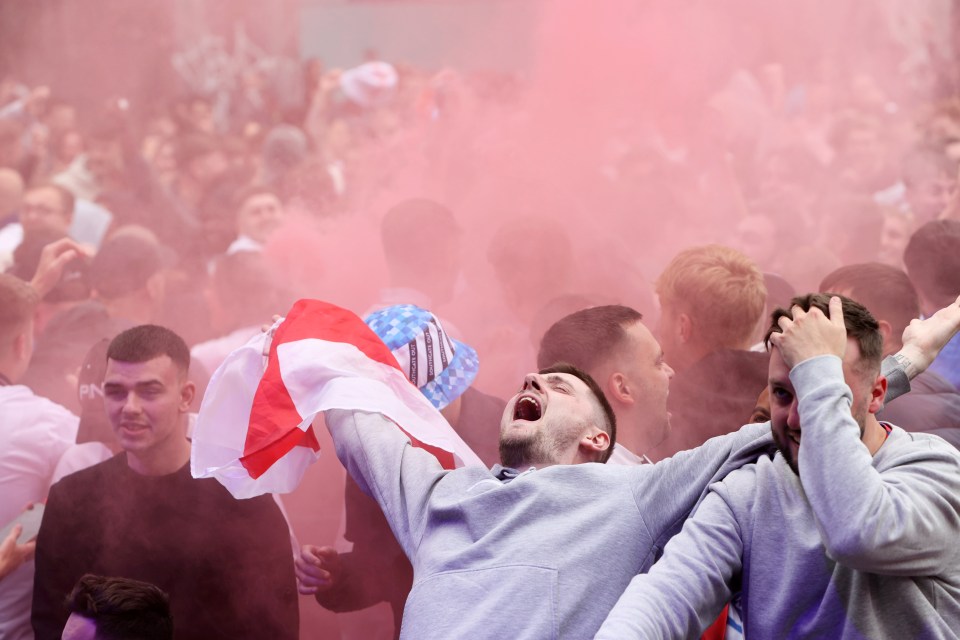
[
  {"left": 513, "top": 395, "right": 543, "bottom": 422},
  {"left": 788, "top": 431, "right": 800, "bottom": 445}
]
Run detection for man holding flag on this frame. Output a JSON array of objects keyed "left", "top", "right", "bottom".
[{"left": 191, "top": 297, "right": 960, "bottom": 639}]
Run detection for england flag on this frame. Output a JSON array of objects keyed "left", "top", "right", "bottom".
[{"left": 191, "top": 299, "right": 483, "bottom": 499}]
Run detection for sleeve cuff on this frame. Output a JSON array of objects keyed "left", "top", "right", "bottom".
[{"left": 789, "top": 353, "right": 845, "bottom": 397}]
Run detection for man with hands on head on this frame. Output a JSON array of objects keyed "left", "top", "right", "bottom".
[{"left": 596, "top": 294, "right": 960, "bottom": 639}]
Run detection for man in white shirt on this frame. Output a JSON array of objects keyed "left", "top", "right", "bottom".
[{"left": 0, "top": 273, "right": 77, "bottom": 639}]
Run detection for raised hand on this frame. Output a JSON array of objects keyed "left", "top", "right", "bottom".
[{"left": 898, "top": 294, "right": 960, "bottom": 379}]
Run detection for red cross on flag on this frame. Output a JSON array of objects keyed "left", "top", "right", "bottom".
[{"left": 191, "top": 299, "right": 483, "bottom": 499}]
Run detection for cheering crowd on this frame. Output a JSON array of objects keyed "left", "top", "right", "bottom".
[{"left": 3, "top": 5, "right": 960, "bottom": 637}]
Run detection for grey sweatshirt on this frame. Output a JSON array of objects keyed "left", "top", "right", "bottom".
[
  {"left": 326, "top": 410, "right": 773, "bottom": 640},
  {"left": 596, "top": 355, "right": 960, "bottom": 639}
]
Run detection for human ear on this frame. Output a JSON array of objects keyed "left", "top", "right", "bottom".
[
  {"left": 582, "top": 430, "right": 610, "bottom": 456},
  {"left": 678, "top": 313, "right": 692, "bottom": 343},
  {"left": 867, "top": 374, "right": 887, "bottom": 414},
  {"left": 607, "top": 372, "right": 633, "bottom": 405},
  {"left": 179, "top": 380, "right": 196, "bottom": 412},
  {"left": 877, "top": 320, "right": 894, "bottom": 349}
]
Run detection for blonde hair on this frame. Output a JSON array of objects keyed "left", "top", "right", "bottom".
[{"left": 656, "top": 244, "right": 766, "bottom": 350}]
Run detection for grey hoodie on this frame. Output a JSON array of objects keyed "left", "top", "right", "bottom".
[
  {"left": 596, "top": 355, "right": 960, "bottom": 639},
  {"left": 326, "top": 409, "right": 773, "bottom": 639}
]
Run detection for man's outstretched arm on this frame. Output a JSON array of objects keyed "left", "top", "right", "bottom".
[
  {"left": 326, "top": 409, "right": 448, "bottom": 560},
  {"left": 597, "top": 478, "right": 748, "bottom": 639},
  {"left": 634, "top": 419, "right": 770, "bottom": 557}
]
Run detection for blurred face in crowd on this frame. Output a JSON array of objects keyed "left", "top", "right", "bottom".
[
  {"left": 103, "top": 356, "right": 194, "bottom": 470},
  {"left": 86, "top": 137, "right": 124, "bottom": 184},
  {"left": 56, "top": 130, "right": 84, "bottom": 165},
  {"left": 237, "top": 192, "right": 285, "bottom": 244},
  {"left": 185, "top": 98, "right": 215, "bottom": 134},
  {"left": 905, "top": 172, "right": 954, "bottom": 221},
  {"left": 877, "top": 212, "right": 913, "bottom": 267},
  {"left": 45, "top": 103, "right": 77, "bottom": 135},
  {"left": 20, "top": 185, "right": 71, "bottom": 236},
  {"left": 186, "top": 150, "right": 228, "bottom": 186}
]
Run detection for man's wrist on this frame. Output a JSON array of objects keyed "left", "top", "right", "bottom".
[{"left": 892, "top": 349, "right": 922, "bottom": 381}]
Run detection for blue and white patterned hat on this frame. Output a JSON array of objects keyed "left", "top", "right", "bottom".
[{"left": 364, "top": 304, "right": 479, "bottom": 409}]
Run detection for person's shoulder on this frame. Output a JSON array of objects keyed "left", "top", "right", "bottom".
[
  {"left": 54, "top": 452, "right": 124, "bottom": 487},
  {"left": 545, "top": 460, "right": 644, "bottom": 489},
  {"left": 0, "top": 384, "right": 77, "bottom": 419},
  {"left": 0, "top": 386, "right": 78, "bottom": 447},
  {"left": 700, "top": 454, "right": 791, "bottom": 526},
  {"left": 47, "top": 453, "right": 125, "bottom": 511},
  {"left": 712, "top": 457, "right": 764, "bottom": 494},
  {"left": 881, "top": 427, "right": 960, "bottom": 467}
]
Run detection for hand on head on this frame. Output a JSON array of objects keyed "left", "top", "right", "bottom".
[{"left": 769, "top": 296, "right": 847, "bottom": 369}]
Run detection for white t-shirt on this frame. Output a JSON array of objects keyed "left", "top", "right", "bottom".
[{"left": 0, "top": 385, "right": 78, "bottom": 640}]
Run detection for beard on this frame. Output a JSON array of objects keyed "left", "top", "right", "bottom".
[
  {"left": 499, "top": 430, "right": 550, "bottom": 469},
  {"left": 774, "top": 408, "right": 868, "bottom": 477},
  {"left": 772, "top": 428, "right": 799, "bottom": 475},
  {"left": 498, "top": 422, "right": 585, "bottom": 469}
]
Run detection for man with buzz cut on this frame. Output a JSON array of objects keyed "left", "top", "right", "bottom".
[
  {"left": 596, "top": 294, "right": 960, "bottom": 639},
  {"left": 537, "top": 304, "right": 674, "bottom": 463},
  {"left": 32, "top": 325, "right": 298, "bottom": 640}
]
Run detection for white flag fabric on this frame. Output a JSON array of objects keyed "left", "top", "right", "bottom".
[{"left": 191, "top": 299, "right": 483, "bottom": 499}]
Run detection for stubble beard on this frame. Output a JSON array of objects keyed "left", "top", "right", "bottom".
[
  {"left": 775, "top": 409, "right": 868, "bottom": 477},
  {"left": 499, "top": 429, "right": 550, "bottom": 469}
]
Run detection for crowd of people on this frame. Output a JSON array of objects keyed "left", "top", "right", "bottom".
[{"left": 3, "top": 5, "right": 960, "bottom": 637}]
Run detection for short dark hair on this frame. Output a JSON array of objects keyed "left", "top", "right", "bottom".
[
  {"left": 903, "top": 220, "right": 960, "bottom": 302},
  {"left": 107, "top": 325, "right": 190, "bottom": 377},
  {"left": 537, "top": 305, "right": 643, "bottom": 372},
  {"left": 539, "top": 362, "right": 617, "bottom": 463},
  {"left": 65, "top": 574, "right": 173, "bottom": 640},
  {"left": 764, "top": 293, "right": 883, "bottom": 376},
  {"left": 819, "top": 263, "right": 919, "bottom": 344},
  {"left": 232, "top": 184, "right": 280, "bottom": 215}
]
